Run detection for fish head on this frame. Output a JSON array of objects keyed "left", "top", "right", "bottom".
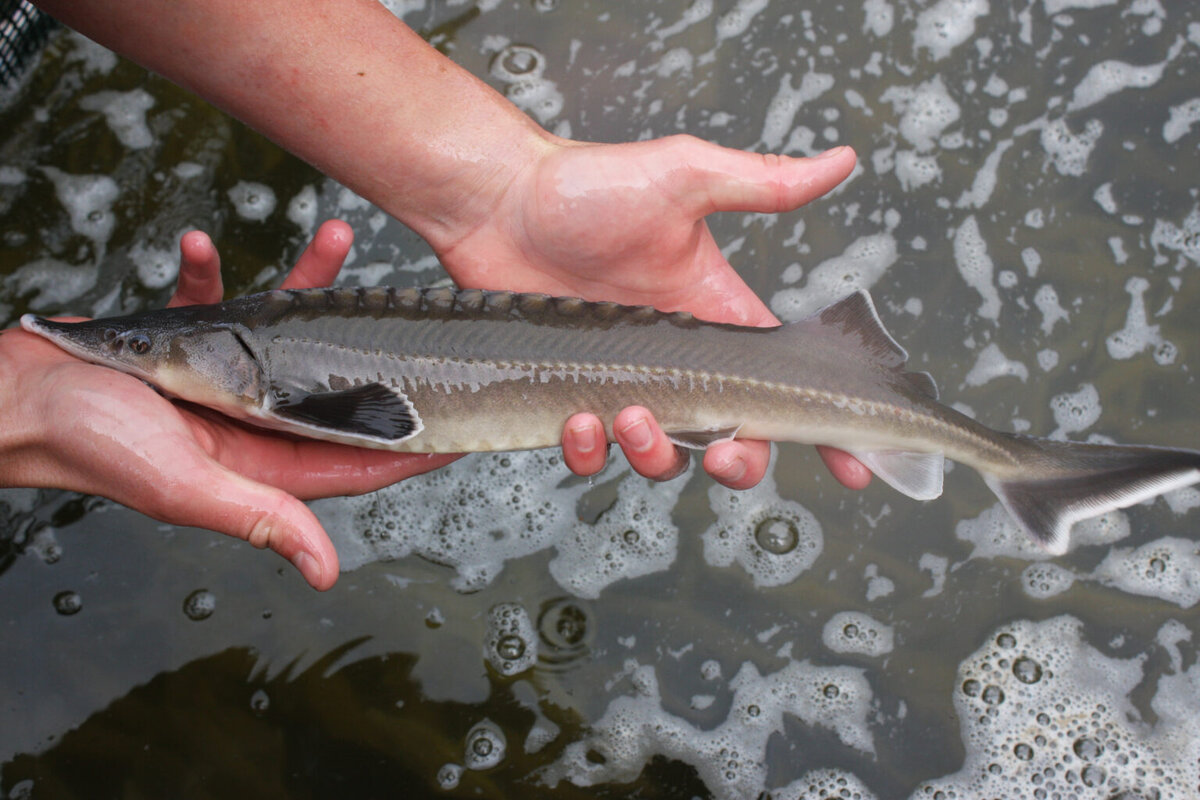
[{"left": 21, "top": 311, "right": 265, "bottom": 411}]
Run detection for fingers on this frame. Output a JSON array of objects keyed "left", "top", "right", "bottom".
[
  {"left": 142, "top": 457, "right": 342, "bottom": 590},
  {"left": 562, "top": 413, "right": 608, "bottom": 476},
  {"left": 279, "top": 219, "right": 354, "bottom": 290},
  {"left": 671, "top": 139, "right": 857, "bottom": 217},
  {"left": 169, "top": 230, "right": 224, "bottom": 307},
  {"left": 817, "top": 445, "right": 873, "bottom": 490},
  {"left": 702, "top": 438, "right": 771, "bottom": 490},
  {"left": 613, "top": 407, "right": 691, "bottom": 481}
]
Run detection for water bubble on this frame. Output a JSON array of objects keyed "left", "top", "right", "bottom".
[
  {"left": 622, "top": 529, "right": 640, "bottom": 546},
  {"left": 436, "top": 763, "right": 463, "bottom": 789},
  {"left": 182, "top": 589, "right": 215, "bottom": 621},
  {"left": 1013, "top": 656, "right": 1044, "bottom": 685},
  {"left": 250, "top": 689, "right": 270, "bottom": 713},
  {"left": 1014, "top": 742, "right": 1034, "bottom": 761},
  {"left": 52, "top": 590, "right": 82, "bottom": 616},
  {"left": 464, "top": 719, "right": 506, "bottom": 770},
  {"left": 747, "top": 704, "right": 761, "bottom": 718},
  {"left": 962, "top": 679, "right": 981, "bottom": 697},
  {"left": 996, "top": 632, "right": 1017, "bottom": 649},
  {"left": 538, "top": 597, "right": 590, "bottom": 668},
  {"left": 982, "top": 685, "right": 1005, "bottom": 705},
  {"left": 823, "top": 683, "right": 840, "bottom": 699},
  {"left": 491, "top": 45, "right": 545, "bottom": 82},
  {"left": 424, "top": 607, "right": 444, "bottom": 629},
  {"left": 1080, "top": 764, "right": 1106, "bottom": 787},
  {"left": 1073, "top": 736, "right": 1102, "bottom": 761},
  {"left": 754, "top": 516, "right": 800, "bottom": 554},
  {"left": 496, "top": 634, "right": 526, "bottom": 661}
]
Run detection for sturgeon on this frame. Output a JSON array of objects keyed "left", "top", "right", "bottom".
[{"left": 21, "top": 286, "right": 1200, "bottom": 554}]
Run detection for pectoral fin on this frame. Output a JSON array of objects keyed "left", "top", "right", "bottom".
[{"left": 269, "top": 382, "right": 423, "bottom": 444}]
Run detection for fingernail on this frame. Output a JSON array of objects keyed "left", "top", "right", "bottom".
[
  {"left": 619, "top": 417, "right": 654, "bottom": 453},
  {"left": 713, "top": 454, "right": 747, "bottom": 484},
  {"left": 815, "top": 146, "right": 847, "bottom": 159},
  {"left": 568, "top": 422, "right": 597, "bottom": 454},
  {"left": 292, "top": 551, "right": 323, "bottom": 588}
]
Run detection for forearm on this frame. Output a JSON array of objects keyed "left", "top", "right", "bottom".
[{"left": 34, "top": 0, "right": 552, "bottom": 254}]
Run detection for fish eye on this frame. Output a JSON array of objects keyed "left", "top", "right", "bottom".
[{"left": 127, "top": 333, "right": 152, "bottom": 355}]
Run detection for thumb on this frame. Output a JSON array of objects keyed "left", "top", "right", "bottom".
[
  {"left": 674, "top": 140, "right": 857, "bottom": 216},
  {"left": 144, "top": 460, "right": 340, "bottom": 590}
]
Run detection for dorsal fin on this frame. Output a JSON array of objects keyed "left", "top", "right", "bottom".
[{"left": 812, "top": 290, "right": 909, "bottom": 369}]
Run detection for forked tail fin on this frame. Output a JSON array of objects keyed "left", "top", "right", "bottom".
[{"left": 982, "top": 437, "right": 1200, "bottom": 554}]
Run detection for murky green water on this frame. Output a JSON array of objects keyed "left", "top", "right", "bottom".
[{"left": 2, "top": 2, "right": 1199, "bottom": 798}]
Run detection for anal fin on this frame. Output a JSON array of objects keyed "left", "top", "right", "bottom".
[
  {"left": 269, "top": 382, "right": 423, "bottom": 444},
  {"left": 667, "top": 425, "right": 742, "bottom": 450},
  {"left": 852, "top": 449, "right": 945, "bottom": 501}
]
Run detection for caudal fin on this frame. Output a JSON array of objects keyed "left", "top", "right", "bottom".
[{"left": 982, "top": 437, "right": 1200, "bottom": 554}]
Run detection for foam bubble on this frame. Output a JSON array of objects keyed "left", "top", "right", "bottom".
[
  {"left": 1106, "top": 276, "right": 1176, "bottom": 364},
  {"left": 916, "top": 615, "right": 1200, "bottom": 799},
  {"left": 484, "top": 602, "right": 538, "bottom": 676},
  {"left": 1067, "top": 59, "right": 1166, "bottom": 112},
  {"left": 4, "top": 257, "right": 98, "bottom": 311},
  {"left": 287, "top": 185, "right": 319, "bottom": 234},
  {"left": 1149, "top": 204, "right": 1200, "bottom": 268},
  {"left": 1033, "top": 284, "right": 1069, "bottom": 335},
  {"left": 41, "top": 167, "right": 119, "bottom": 244},
  {"left": 953, "top": 215, "right": 1001, "bottom": 320},
  {"left": 540, "top": 658, "right": 874, "bottom": 797},
  {"left": 894, "top": 150, "right": 941, "bottom": 191},
  {"left": 79, "top": 89, "right": 155, "bottom": 150},
  {"left": 1039, "top": 117, "right": 1103, "bottom": 177},
  {"left": 1091, "top": 537, "right": 1200, "bottom": 608},
  {"left": 548, "top": 465, "right": 688, "bottom": 599},
  {"left": 963, "top": 343, "right": 1029, "bottom": 388},
  {"left": 464, "top": 718, "right": 507, "bottom": 770},
  {"left": 822, "top": 611, "right": 894, "bottom": 657},
  {"left": 227, "top": 181, "right": 276, "bottom": 222},
  {"left": 913, "top": 0, "right": 990, "bottom": 62},
  {"left": 1049, "top": 382, "right": 1100, "bottom": 438},
  {"left": 129, "top": 240, "right": 180, "bottom": 290},
  {"left": 1019, "top": 561, "right": 1076, "bottom": 599},
  {"left": 956, "top": 138, "right": 1013, "bottom": 208},
  {"left": 862, "top": 0, "right": 894, "bottom": 37},
  {"left": 770, "top": 233, "right": 898, "bottom": 320},
  {"left": 1044, "top": 0, "right": 1116, "bottom": 13},
  {"left": 1163, "top": 97, "right": 1200, "bottom": 143},
  {"left": 702, "top": 468, "right": 823, "bottom": 587},
  {"left": 715, "top": 0, "right": 770, "bottom": 43},
  {"left": 880, "top": 76, "right": 961, "bottom": 151},
  {"left": 919, "top": 553, "right": 949, "bottom": 597},
  {"left": 774, "top": 769, "right": 879, "bottom": 800},
  {"left": 759, "top": 72, "right": 834, "bottom": 151}
]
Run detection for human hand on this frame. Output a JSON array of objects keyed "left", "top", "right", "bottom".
[
  {"left": 438, "top": 136, "right": 871, "bottom": 492},
  {"left": 0, "top": 221, "right": 457, "bottom": 591}
]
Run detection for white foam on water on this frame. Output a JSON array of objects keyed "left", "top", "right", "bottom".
[
  {"left": 286, "top": 185, "right": 319, "bottom": 234},
  {"left": 1163, "top": 97, "right": 1200, "bottom": 143},
  {"left": 1092, "top": 181, "right": 1118, "bottom": 214},
  {"left": 1105, "top": 276, "right": 1176, "bottom": 365},
  {"left": 129, "top": 240, "right": 180, "bottom": 290},
  {"left": 1039, "top": 117, "right": 1104, "bottom": 177},
  {"left": 548, "top": 465, "right": 687, "bottom": 599},
  {"left": 864, "top": 563, "right": 895, "bottom": 601},
  {"left": 702, "top": 468, "right": 823, "bottom": 587},
  {"left": 769, "top": 233, "right": 898, "bottom": 321},
  {"left": 1044, "top": 0, "right": 1116, "bottom": 13},
  {"left": 913, "top": 0, "right": 990, "bottom": 62},
  {"left": 862, "top": 0, "right": 894, "bottom": 37},
  {"left": 1019, "top": 561, "right": 1076, "bottom": 599},
  {"left": 894, "top": 150, "right": 941, "bottom": 191},
  {"left": 483, "top": 602, "right": 538, "bottom": 676},
  {"left": 952, "top": 215, "right": 1001, "bottom": 321},
  {"left": 963, "top": 342, "right": 1029, "bottom": 388},
  {"left": 955, "top": 138, "right": 1012, "bottom": 208},
  {"left": 1049, "top": 382, "right": 1101, "bottom": 438},
  {"left": 540, "top": 657, "right": 874, "bottom": 797},
  {"left": 1091, "top": 537, "right": 1200, "bottom": 608},
  {"left": 314, "top": 450, "right": 587, "bottom": 591},
  {"left": 1033, "top": 283, "right": 1069, "bottom": 335},
  {"left": 655, "top": 0, "right": 714, "bottom": 40},
  {"left": 5, "top": 258, "right": 98, "bottom": 311},
  {"left": 715, "top": 0, "right": 770, "bottom": 43},
  {"left": 919, "top": 553, "right": 949, "bottom": 597},
  {"left": 913, "top": 615, "right": 1200, "bottom": 799},
  {"left": 1036, "top": 348, "right": 1059, "bottom": 371},
  {"left": 822, "top": 611, "right": 895, "bottom": 657},
  {"left": 78, "top": 89, "right": 156, "bottom": 150},
  {"left": 880, "top": 76, "right": 961, "bottom": 152},
  {"left": 1067, "top": 59, "right": 1166, "bottom": 112},
  {"left": 1149, "top": 204, "right": 1200, "bottom": 268},
  {"left": 759, "top": 72, "right": 835, "bottom": 151},
  {"left": 774, "top": 769, "right": 879, "bottom": 800},
  {"left": 227, "top": 181, "right": 276, "bottom": 222},
  {"left": 41, "top": 167, "right": 119, "bottom": 245}
]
